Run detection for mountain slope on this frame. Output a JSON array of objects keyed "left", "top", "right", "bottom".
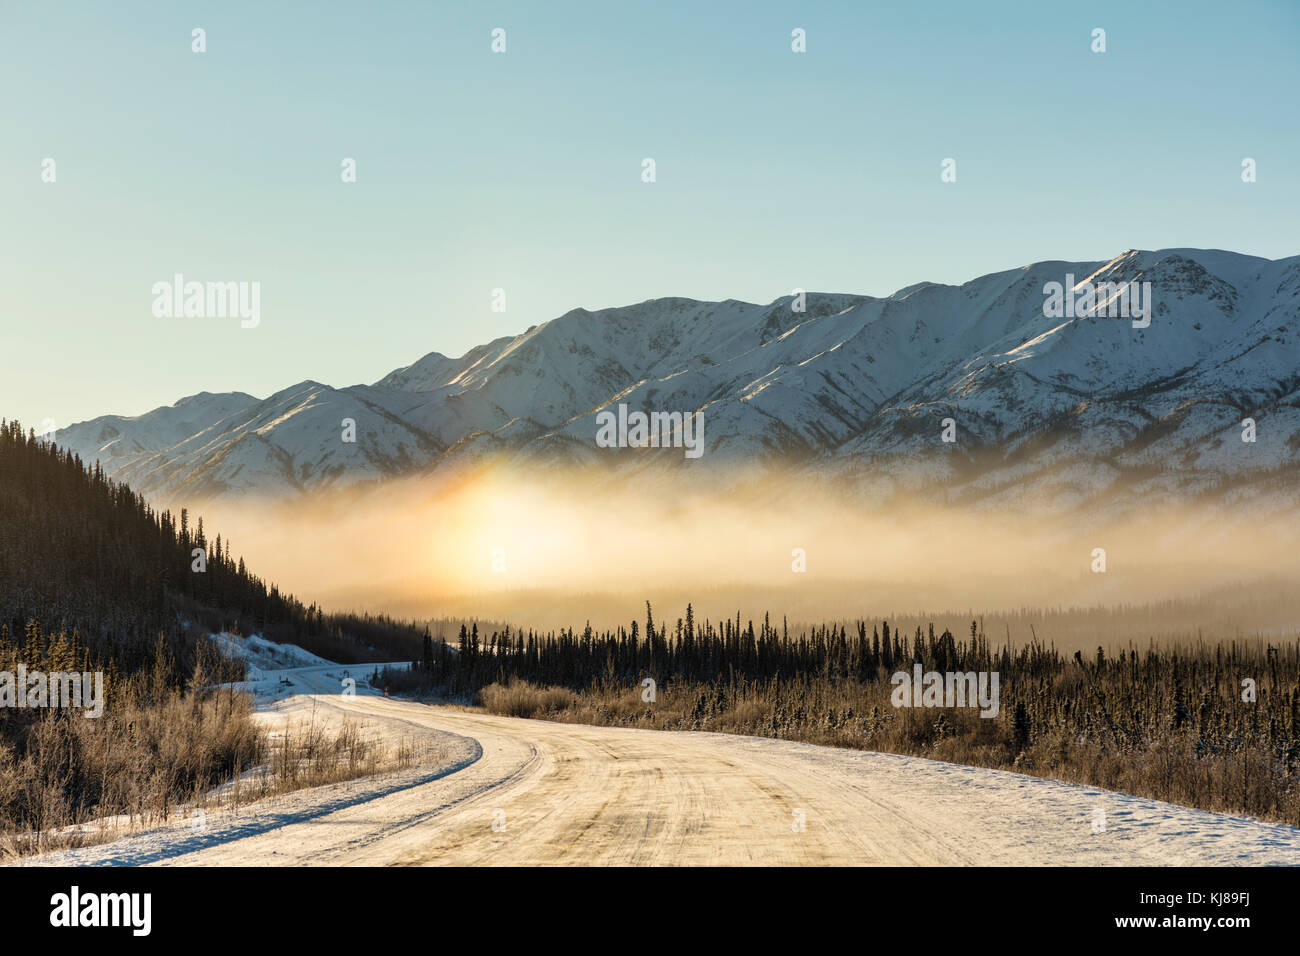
[{"left": 55, "top": 249, "right": 1300, "bottom": 512}]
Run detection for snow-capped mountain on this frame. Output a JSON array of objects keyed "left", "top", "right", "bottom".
[{"left": 53, "top": 249, "right": 1300, "bottom": 513}]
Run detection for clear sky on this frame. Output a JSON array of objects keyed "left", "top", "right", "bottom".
[{"left": 2, "top": 0, "right": 1296, "bottom": 431}]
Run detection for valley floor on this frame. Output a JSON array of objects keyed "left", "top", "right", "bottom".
[
  {"left": 17, "top": 662, "right": 1300, "bottom": 866},
  {"left": 7, "top": 660, "right": 1289, "bottom": 868}
]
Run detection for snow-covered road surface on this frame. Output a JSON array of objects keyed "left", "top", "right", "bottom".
[{"left": 21, "top": 662, "right": 1300, "bottom": 866}]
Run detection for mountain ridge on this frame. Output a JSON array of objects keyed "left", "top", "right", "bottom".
[{"left": 54, "top": 248, "right": 1300, "bottom": 514}]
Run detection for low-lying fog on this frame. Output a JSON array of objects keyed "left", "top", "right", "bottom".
[{"left": 200, "top": 461, "right": 1300, "bottom": 649}]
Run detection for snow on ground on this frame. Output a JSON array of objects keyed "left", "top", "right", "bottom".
[
  {"left": 16, "top": 659, "right": 454, "bottom": 862},
  {"left": 211, "top": 632, "right": 335, "bottom": 671},
  {"left": 208, "top": 632, "right": 413, "bottom": 706},
  {"left": 14, "top": 660, "right": 1300, "bottom": 866},
  {"left": 22, "top": 701, "right": 479, "bottom": 868}
]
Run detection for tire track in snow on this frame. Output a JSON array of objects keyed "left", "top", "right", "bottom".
[{"left": 20, "top": 667, "right": 1300, "bottom": 867}]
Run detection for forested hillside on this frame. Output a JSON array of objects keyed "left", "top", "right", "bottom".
[
  {"left": 0, "top": 419, "right": 423, "bottom": 673},
  {"left": 0, "top": 420, "right": 424, "bottom": 846}
]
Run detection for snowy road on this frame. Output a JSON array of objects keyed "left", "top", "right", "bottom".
[{"left": 23, "top": 661, "right": 1300, "bottom": 866}]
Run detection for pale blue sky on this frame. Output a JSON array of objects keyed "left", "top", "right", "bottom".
[{"left": 2, "top": 0, "right": 1296, "bottom": 430}]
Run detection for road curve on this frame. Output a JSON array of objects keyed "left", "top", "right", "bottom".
[{"left": 23, "top": 669, "right": 1300, "bottom": 867}]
